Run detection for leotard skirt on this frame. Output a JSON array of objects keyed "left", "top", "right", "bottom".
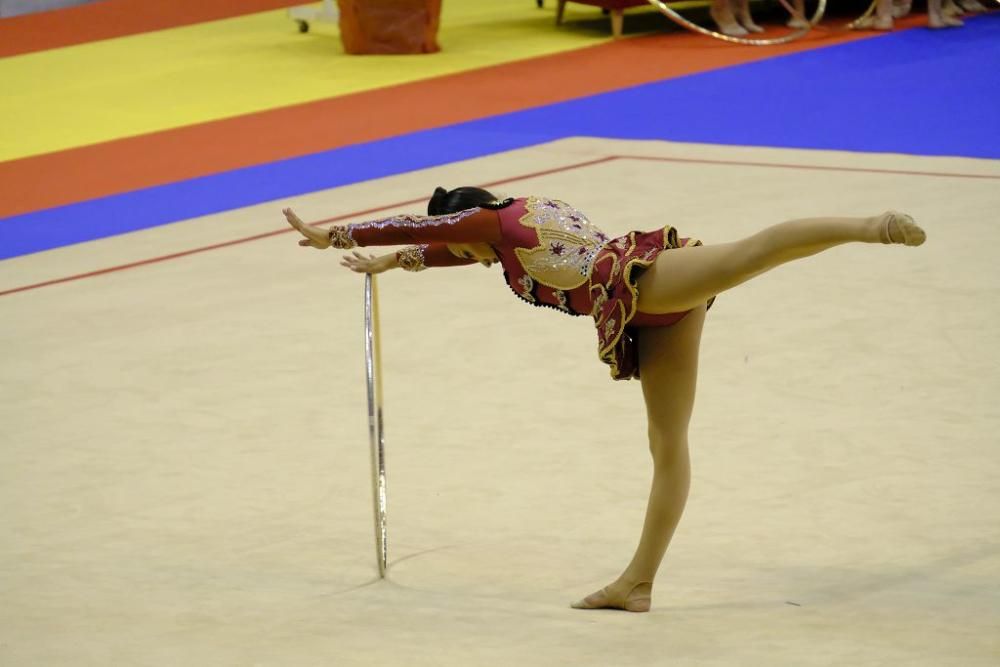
[{"left": 589, "top": 226, "right": 713, "bottom": 380}]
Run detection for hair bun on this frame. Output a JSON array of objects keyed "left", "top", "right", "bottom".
[{"left": 427, "top": 186, "right": 449, "bottom": 215}]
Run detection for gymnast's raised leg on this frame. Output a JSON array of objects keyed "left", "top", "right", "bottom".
[{"left": 636, "top": 211, "right": 925, "bottom": 316}]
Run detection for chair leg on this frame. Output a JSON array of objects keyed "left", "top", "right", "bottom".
[
  {"left": 556, "top": 0, "right": 567, "bottom": 24},
  {"left": 610, "top": 8, "right": 624, "bottom": 37}
]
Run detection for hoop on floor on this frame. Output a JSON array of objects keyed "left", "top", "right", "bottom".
[
  {"left": 646, "top": 0, "right": 827, "bottom": 46},
  {"left": 364, "top": 273, "right": 388, "bottom": 578}
]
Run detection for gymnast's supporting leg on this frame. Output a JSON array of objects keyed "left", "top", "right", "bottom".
[
  {"left": 636, "top": 212, "right": 925, "bottom": 316},
  {"left": 573, "top": 305, "right": 706, "bottom": 612}
]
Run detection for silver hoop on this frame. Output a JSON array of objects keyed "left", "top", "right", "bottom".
[
  {"left": 364, "top": 273, "right": 388, "bottom": 578},
  {"left": 846, "top": 0, "right": 879, "bottom": 29}
]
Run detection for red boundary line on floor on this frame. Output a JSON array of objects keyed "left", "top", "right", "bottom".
[
  {"left": 616, "top": 155, "right": 1000, "bottom": 180},
  {"left": 3, "top": 154, "right": 993, "bottom": 298},
  {"left": 0, "top": 0, "right": 305, "bottom": 58}
]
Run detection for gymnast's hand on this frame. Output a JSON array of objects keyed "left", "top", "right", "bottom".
[
  {"left": 283, "top": 207, "right": 331, "bottom": 249},
  {"left": 340, "top": 251, "right": 390, "bottom": 274}
]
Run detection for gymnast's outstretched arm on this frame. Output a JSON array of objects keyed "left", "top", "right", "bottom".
[
  {"left": 283, "top": 208, "right": 480, "bottom": 272},
  {"left": 282, "top": 206, "right": 501, "bottom": 249},
  {"left": 338, "top": 250, "right": 401, "bottom": 274},
  {"left": 339, "top": 244, "right": 479, "bottom": 273}
]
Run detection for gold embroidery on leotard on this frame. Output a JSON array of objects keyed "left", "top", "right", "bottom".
[
  {"left": 553, "top": 289, "right": 570, "bottom": 311},
  {"left": 328, "top": 225, "right": 356, "bottom": 249},
  {"left": 513, "top": 197, "right": 610, "bottom": 291},
  {"left": 590, "top": 226, "right": 704, "bottom": 379},
  {"left": 517, "top": 274, "right": 536, "bottom": 302},
  {"left": 396, "top": 245, "right": 427, "bottom": 272}
]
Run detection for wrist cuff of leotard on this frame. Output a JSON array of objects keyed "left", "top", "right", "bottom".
[
  {"left": 396, "top": 246, "right": 427, "bottom": 272},
  {"left": 328, "top": 225, "right": 356, "bottom": 249}
]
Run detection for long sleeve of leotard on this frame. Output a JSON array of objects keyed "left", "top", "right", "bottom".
[
  {"left": 395, "top": 244, "right": 477, "bottom": 272},
  {"left": 327, "top": 208, "right": 502, "bottom": 248}
]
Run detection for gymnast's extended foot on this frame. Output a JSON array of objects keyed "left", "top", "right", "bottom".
[
  {"left": 876, "top": 211, "right": 926, "bottom": 246},
  {"left": 571, "top": 580, "right": 652, "bottom": 612}
]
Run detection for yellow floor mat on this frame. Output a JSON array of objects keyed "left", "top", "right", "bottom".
[{"left": 0, "top": 1, "right": 651, "bottom": 162}]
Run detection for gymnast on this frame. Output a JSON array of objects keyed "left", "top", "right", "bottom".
[{"left": 283, "top": 187, "right": 925, "bottom": 612}]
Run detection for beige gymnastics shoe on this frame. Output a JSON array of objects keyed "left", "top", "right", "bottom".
[{"left": 879, "top": 211, "right": 926, "bottom": 246}]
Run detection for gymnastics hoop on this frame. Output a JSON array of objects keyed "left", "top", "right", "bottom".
[
  {"left": 846, "top": 0, "right": 879, "bottom": 29},
  {"left": 364, "top": 273, "right": 388, "bottom": 578},
  {"left": 645, "top": 0, "right": 827, "bottom": 46}
]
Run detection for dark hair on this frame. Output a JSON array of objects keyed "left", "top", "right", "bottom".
[{"left": 427, "top": 186, "right": 513, "bottom": 215}]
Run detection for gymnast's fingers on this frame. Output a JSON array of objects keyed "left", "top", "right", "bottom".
[
  {"left": 283, "top": 207, "right": 306, "bottom": 228},
  {"left": 282, "top": 208, "right": 302, "bottom": 232}
]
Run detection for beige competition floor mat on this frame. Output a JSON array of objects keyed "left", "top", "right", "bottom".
[{"left": 2, "top": 138, "right": 999, "bottom": 665}]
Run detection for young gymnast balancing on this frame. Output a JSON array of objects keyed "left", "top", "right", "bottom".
[{"left": 283, "top": 187, "right": 925, "bottom": 612}]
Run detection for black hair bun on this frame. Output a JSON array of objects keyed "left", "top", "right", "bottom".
[
  {"left": 428, "top": 187, "right": 449, "bottom": 215},
  {"left": 427, "top": 186, "right": 510, "bottom": 215}
]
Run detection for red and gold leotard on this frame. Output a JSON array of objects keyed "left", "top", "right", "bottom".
[{"left": 328, "top": 197, "right": 708, "bottom": 380}]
